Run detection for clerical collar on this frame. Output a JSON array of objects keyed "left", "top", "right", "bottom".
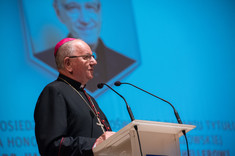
[{"left": 58, "top": 74, "right": 85, "bottom": 90}]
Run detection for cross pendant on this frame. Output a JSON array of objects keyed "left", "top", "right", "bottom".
[{"left": 97, "top": 118, "right": 105, "bottom": 133}]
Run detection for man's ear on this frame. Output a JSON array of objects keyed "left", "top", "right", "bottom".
[{"left": 64, "top": 57, "right": 73, "bottom": 73}]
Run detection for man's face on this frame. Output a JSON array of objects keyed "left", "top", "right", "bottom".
[
  {"left": 69, "top": 40, "right": 97, "bottom": 84},
  {"left": 55, "top": 0, "right": 101, "bottom": 46}
]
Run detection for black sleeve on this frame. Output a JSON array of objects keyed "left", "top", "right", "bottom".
[
  {"left": 34, "top": 85, "right": 96, "bottom": 156},
  {"left": 49, "top": 136, "right": 96, "bottom": 156}
]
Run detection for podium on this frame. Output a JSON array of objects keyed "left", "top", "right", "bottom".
[{"left": 93, "top": 120, "right": 195, "bottom": 156}]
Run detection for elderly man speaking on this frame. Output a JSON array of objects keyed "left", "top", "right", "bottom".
[{"left": 34, "top": 38, "right": 114, "bottom": 156}]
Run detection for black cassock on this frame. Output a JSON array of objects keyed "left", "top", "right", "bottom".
[{"left": 34, "top": 74, "right": 111, "bottom": 156}]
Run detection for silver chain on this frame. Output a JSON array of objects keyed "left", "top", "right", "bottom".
[{"left": 58, "top": 77, "right": 105, "bottom": 132}]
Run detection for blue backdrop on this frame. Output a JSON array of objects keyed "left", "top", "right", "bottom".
[{"left": 0, "top": 0, "right": 234, "bottom": 155}]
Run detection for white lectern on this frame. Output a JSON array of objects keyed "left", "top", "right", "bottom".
[{"left": 93, "top": 120, "right": 195, "bottom": 156}]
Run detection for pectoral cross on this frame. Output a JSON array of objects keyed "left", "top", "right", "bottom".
[{"left": 97, "top": 118, "right": 105, "bottom": 133}]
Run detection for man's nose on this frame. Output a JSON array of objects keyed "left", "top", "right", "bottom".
[
  {"left": 90, "top": 56, "right": 97, "bottom": 65},
  {"left": 78, "top": 7, "right": 90, "bottom": 24}
]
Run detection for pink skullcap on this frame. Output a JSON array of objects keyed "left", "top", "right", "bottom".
[{"left": 54, "top": 38, "right": 76, "bottom": 56}]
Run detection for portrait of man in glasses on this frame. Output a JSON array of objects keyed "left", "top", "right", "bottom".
[{"left": 33, "top": 0, "right": 136, "bottom": 93}]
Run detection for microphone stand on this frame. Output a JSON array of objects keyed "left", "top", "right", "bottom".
[
  {"left": 97, "top": 83, "right": 135, "bottom": 121},
  {"left": 117, "top": 82, "right": 183, "bottom": 124},
  {"left": 114, "top": 81, "right": 190, "bottom": 156},
  {"left": 97, "top": 83, "right": 143, "bottom": 156}
]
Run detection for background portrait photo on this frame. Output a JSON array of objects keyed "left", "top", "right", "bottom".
[{"left": 20, "top": 0, "right": 140, "bottom": 97}]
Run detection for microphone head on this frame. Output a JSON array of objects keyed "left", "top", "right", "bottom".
[
  {"left": 114, "top": 81, "right": 122, "bottom": 86},
  {"left": 97, "top": 83, "right": 104, "bottom": 89}
]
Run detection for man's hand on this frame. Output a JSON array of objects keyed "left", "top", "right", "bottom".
[{"left": 93, "top": 131, "right": 115, "bottom": 148}]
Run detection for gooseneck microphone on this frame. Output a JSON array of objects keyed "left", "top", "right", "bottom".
[
  {"left": 114, "top": 81, "right": 190, "bottom": 156},
  {"left": 97, "top": 83, "right": 135, "bottom": 121},
  {"left": 114, "top": 81, "right": 183, "bottom": 124},
  {"left": 98, "top": 83, "right": 143, "bottom": 156}
]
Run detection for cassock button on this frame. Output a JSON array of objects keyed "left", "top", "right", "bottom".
[
  {"left": 102, "top": 120, "right": 105, "bottom": 122},
  {"left": 107, "top": 127, "right": 110, "bottom": 130}
]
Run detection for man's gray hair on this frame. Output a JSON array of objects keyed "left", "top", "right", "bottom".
[{"left": 55, "top": 40, "right": 75, "bottom": 69}]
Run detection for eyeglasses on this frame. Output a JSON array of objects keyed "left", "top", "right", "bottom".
[{"left": 68, "top": 54, "right": 96, "bottom": 61}]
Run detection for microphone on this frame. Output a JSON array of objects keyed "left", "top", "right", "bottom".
[
  {"left": 115, "top": 81, "right": 191, "bottom": 156},
  {"left": 114, "top": 81, "right": 183, "bottom": 124},
  {"left": 97, "top": 83, "right": 135, "bottom": 121},
  {"left": 97, "top": 83, "right": 104, "bottom": 89}
]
